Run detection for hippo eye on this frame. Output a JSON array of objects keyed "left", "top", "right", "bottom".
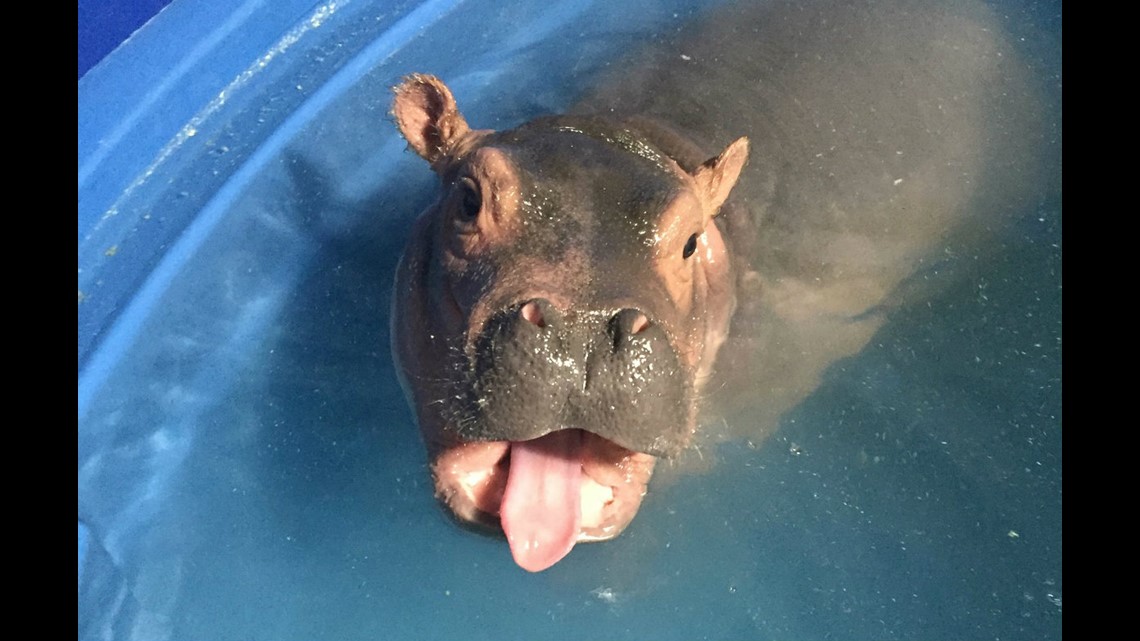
[
  {"left": 682, "top": 233, "right": 699, "bottom": 259},
  {"left": 456, "top": 177, "right": 481, "bottom": 221}
]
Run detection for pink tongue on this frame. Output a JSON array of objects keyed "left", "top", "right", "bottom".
[{"left": 499, "top": 430, "right": 583, "bottom": 572}]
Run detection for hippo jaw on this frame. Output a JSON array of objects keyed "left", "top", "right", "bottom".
[
  {"left": 390, "top": 74, "right": 747, "bottom": 572},
  {"left": 431, "top": 430, "right": 656, "bottom": 572}
]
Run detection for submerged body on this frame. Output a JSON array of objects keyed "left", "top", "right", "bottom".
[{"left": 390, "top": 0, "right": 1047, "bottom": 572}]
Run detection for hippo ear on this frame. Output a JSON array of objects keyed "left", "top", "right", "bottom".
[
  {"left": 692, "top": 137, "right": 750, "bottom": 218},
  {"left": 391, "top": 74, "right": 471, "bottom": 166}
]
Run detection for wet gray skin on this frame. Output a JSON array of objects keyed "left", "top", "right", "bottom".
[{"left": 444, "top": 117, "right": 701, "bottom": 456}]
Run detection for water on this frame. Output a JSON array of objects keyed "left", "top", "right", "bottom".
[{"left": 78, "top": 0, "right": 1061, "bottom": 638}]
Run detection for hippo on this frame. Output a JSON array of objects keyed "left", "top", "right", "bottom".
[
  {"left": 390, "top": 0, "right": 1049, "bottom": 572},
  {"left": 390, "top": 73, "right": 747, "bottom": 572}
]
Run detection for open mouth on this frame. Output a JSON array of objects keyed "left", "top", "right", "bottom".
[{"left": 431, "top": 429, "right": 657, "bottom": 572}]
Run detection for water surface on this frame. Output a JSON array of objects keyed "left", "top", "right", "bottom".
[{"left": 78, "top": 0, "right": 1061, "bottom": 638}]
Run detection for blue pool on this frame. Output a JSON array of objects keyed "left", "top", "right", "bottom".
[{"left": 78, "top": 0, "right": 1062, "bottom": 638}]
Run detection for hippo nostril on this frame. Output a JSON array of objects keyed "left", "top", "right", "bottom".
[
  {"left": 520, "top": 299, "right": 548, "bottom": 329},
  {"left": 629, "top": 312, "right": 650, "bottom": 335},
  {"left": 608, "top": 308, "right": 652, "bottom": 350}
]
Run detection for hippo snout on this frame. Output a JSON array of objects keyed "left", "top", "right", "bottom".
[{"left": 461, "top": 298, "right": 691, "bottom": 456}]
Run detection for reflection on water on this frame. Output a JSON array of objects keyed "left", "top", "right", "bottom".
[{"left": 78, "top": 0, "right": 1060, "bottom": 639}]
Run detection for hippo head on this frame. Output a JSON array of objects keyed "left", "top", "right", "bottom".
[{"left": 390, "top": 74, "right": 748, "bottom": 572}]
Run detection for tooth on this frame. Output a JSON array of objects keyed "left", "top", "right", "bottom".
[{"left": 579, "top": 475, "right": 615, "bottom": 528}]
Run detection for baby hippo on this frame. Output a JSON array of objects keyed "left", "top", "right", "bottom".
[
  {"left": 389, "top": 0, "right": 1047, "bottom": 572},
  {"left": 390, "top": 74, "right": 747, "bottom": 572}
]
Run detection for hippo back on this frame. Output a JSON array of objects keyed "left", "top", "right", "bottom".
[{"left": 572, "top": 0, "right": 1054, "bottom": 445}]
